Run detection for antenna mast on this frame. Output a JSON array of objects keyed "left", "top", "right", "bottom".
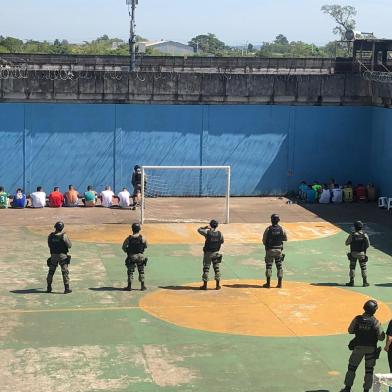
[{"left": 126, "top": 0, "right": 138, "bottom": 72}]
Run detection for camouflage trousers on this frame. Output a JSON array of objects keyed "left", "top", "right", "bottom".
[
  {"left": 47, "top": 254, "right": 70, "bottom": 285},
  {"left": 349, "top": 252, "right": 368, "bottom": 279},
  {"left": 202, "top": 251, "right": 221, "bottom": 282},
  {"left": 265, "top": 249, "right": 284, "bottom": 279},
  {"left": 343, "top": 346, "right": 377, "bottom": 390},
  {"left": 126, "top": 254, "right": 146, "bottom": 283}
]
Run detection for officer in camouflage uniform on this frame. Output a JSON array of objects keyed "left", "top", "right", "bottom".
[
  {"left": 131, "top": 165, "right": 142, "bottom": 210},
  {"left": 340, "top": 300, "right": 385, "bottom": 392},
  {"left": 198, "top": 219, "right": 224, "bottom": 290},
  {"left": 262, "top": 214, "right": 288, "bottom": 288},
  {"left": 122, "top": 223, "right": 148, "bottom": 291},
  {"left": 345, "top": 221, "right": 370, "bottom": 287},
  {"left": 47, "top": 221, "right": 72, "bottom": 294}
]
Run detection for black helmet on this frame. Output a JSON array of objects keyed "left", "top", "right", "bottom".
[
  {"left": 132, "top": 223, "right": 141, "bottom": 233},
  {"left": 363, "top": 299, "right": 378, "bottom": 315},
  {"left": 134, "top": 165, "right": 141, "bottom": 171},
  {"left": 210, "top": 219, "right": 218, "bottom": 229},
  {"left": 54, "top": 221, "right": 64, "bottom": 231},
  {"left": 271, "top": 214, "right": 280, "bottom": 224},
  {"left": 354, "top": 220, "right": 363, "bottom": 231}
]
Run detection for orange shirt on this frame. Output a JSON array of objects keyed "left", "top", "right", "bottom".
[{"left": 65, "top": 189, "right": 79, "bottom": 204}]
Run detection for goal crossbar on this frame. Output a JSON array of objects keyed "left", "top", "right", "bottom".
[
  {"left": 142, "top": 166, "right": 231, "bottom": 170},
  {"left": 141, "top": 165, "right": 231, "bottom": 224}
]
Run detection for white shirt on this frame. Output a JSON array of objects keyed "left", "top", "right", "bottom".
[
  {"left": 332, "top": 188, "right": 343, "bottom": 203},
  {"left": 319, "top": 189, "right": 331, "bottom": 204},
  {"left": 100, "top": 190, "right": 114, "bottom": 207},
  {"left": 118, "top": 190, "right": 131, "bottom": 208},
  {"left": 30, "top": 191, "right": 46, "bottom": 208}
]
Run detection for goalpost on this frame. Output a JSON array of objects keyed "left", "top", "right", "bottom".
[{"left": 140, "top": 166, "right": 231, "bottom": 224}]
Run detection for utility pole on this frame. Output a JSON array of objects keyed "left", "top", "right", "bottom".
[{"left": 127, "top": 0, "right": 138, "bottom": 72}]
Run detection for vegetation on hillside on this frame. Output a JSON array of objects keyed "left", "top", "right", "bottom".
[{"left": 0, "top": 4, "right": 357, "bottom": 58}]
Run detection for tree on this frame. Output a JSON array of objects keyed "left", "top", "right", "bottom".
[
  {"left": 274, "top": 34, "right": 289, "bottom": 45},
  {"left": 321, "top": 4, "right": 357, "bottom": 39},
  {"left": 97, "top": 34, "right": 110, "bottom": 41},
  {"left": 0, "top": 36, "right": 24, "bottom": 52},
  {"left": 247, "top": 43, "right": 254, "bottom": 52},
  {"left": 188, "top": 33, "right": 226, "bottom": 55},
  {"left": 322, "top": 41, "right": 348, "bottom": 57}
]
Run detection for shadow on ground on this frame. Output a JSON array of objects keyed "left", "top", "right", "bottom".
[
  {"left": 159, "top": 285, "right": 201, "bottom": 291},
  {"left": 311, "top": 283, "right": 344, "bottom": 287},
  {"left": 10, "top": 288, "right": 48, "bottom": 294},
  {"left": 294, "top": 201, "right": 392, "bottom": 257},
  {"left": 89, "top": 287, "right": 125, "bottom": 292},
  {"left": 224, "top": 283, "right": 265, "bottom": 289},
  {"left": 305, "top": 390, "right": 330, "bottom": 392},
  {"left": 375, "top": 283, "right": 392, "bottom": 287}
]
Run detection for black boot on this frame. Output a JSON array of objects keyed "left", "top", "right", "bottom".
[
  {"left": 64, "top": 284, "right": 72, "bottom": 294},
  {"left": 123, "top": 282, "right": 132, "bottom": 291},
  {"left": 215, "top": 280, "right": 221, "bottom": 290},
  {"left": 345, "top": 279, "right": 354, "bottom": 287},
  {"left": 340, "top": 387, "right": 351, "bottom": 392},
  {"left": 141, "top": 282, "right": 147, "bottom": 291},
  {"left": 263, "top": 277, "right": 271, "bottom": 288},
  {"left": 277, "top": 278, "right": 282, "bottom": 288},
  {"left": 200, "top": 281, "right": 208, "bottom": 290},
  {"left": 363, "top": 278, "right": 369, "bottom": 287},
  {"left": 46, "top": 284, "right": 52, "bottom": 293}
]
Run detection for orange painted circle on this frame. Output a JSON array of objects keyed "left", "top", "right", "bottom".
[{"left": 139, "top": 280, "right": 391, "bottom": 337}]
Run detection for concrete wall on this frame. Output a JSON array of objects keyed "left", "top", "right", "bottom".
[
  {"left": 0, "top": 53, "right": 338, "bottom": 70},
  {"left": 370, "top": 108, "right": 392, "bottom": 195},
  {"left": 0, "top": 103, "right": 377, "bottom": 196},
  {"left": 3, "top": 72, "right": 390, "bottom": 106}
]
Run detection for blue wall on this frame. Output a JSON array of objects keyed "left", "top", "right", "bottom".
[
  {"left": 0, "top": 103, "right": 381, "bottom": 196},
  {"left": 370, "top": 108, "right": 392, "bottom": 196}
]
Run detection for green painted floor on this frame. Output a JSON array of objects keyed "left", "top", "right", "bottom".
[{"left": 1, "top": 224, "right": 391, "bottom": 392}]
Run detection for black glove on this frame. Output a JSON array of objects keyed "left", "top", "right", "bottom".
[{"left": 46, "top": 257, "right": 52, "bottom": 267}]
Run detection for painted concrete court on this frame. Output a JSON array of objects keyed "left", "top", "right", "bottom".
[{"left": 1, "top": 198, "right": 392, "bottom": 391}]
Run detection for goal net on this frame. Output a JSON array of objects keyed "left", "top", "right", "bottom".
[
  {"left": 141, "top": 166, "right": 230, "bottom": 223},
  {"left": 373, "top": 374, "right": 392, "bottom": 392}
]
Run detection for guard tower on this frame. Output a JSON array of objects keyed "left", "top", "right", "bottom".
[{"left": 353, "top": 39, "right": 392, "bottom": 72}]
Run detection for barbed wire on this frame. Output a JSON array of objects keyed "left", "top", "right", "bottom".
[
  {"left": 0, "top": 67, "right": 130, "bottom": 81},
  {"left": 355, "top": 58, "right": 392, "bottom": 84},
  {"left": 362, "top": 70, "right": 392, "bottom": 83},
  {"left": 0, "top": 66, "right": 333, "bottom": 81},
  {"left": 1, "top": 56, "right": 335, "bottom": 81}
]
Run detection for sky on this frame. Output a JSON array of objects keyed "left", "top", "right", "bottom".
[{"left": 1, "top": 0, "right": 390, "bottom": 46}]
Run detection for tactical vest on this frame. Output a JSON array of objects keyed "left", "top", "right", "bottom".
[
  {"left": 350, "top": 231, "right": 367, "bottom": 252},
  {"left": 266, "top": 225, "right": 284, "bottom": 249},
  {"left": 48, "top": 233, "right": 69, "bottom": 254},
  {"left": 126, "top": 235, "right": 145, "bottom": 254},
  {"left": 354, "top": 315, "right": 378, "bottom": 347},
  {"left": 135, "top": 170, "right": 142, "bottom": 185},
  {"left": 204, "top": 230, "right": 223, "bottom": 252}
]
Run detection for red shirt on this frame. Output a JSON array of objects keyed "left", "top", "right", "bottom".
[
  {"left": 355, "top": 186, "right": 367, "bottom": 201},
  {"left": 49, "top": 191, "right": 64, "bottom": 207}
]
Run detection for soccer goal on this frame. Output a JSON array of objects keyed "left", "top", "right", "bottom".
[
  {"left": 373, "top": 374, "right": 392, "bottom": 392},
  {"left": 140, "top": 166, "right": 231, "bottom": 224}
]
